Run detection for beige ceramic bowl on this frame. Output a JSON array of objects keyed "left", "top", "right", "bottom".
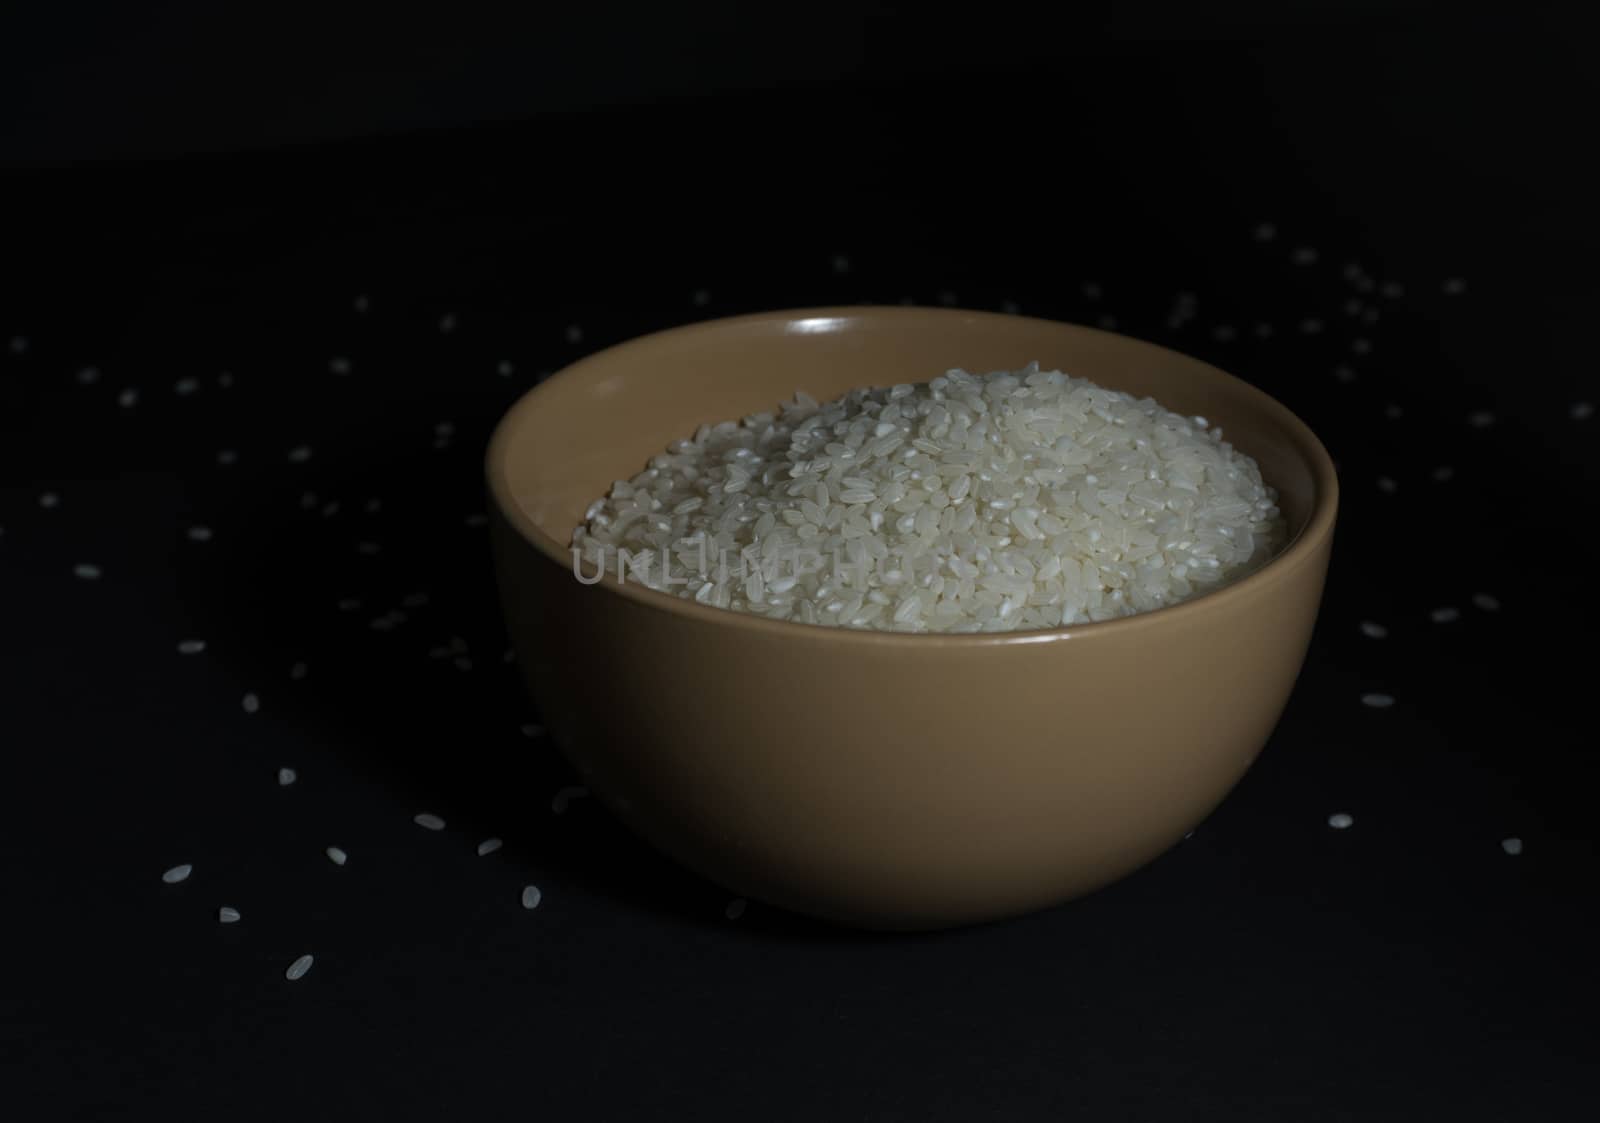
[{"left": 487, "top": 308, "right": 1337, "bottom": 929}]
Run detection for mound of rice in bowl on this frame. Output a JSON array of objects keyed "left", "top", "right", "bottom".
[{"left": 572, "top": 364, "right": 1285, "bottom": 633}]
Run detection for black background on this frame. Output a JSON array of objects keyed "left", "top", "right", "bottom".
[{"left": 3, "top": 6, "right": 1598, "bottom": 1121}]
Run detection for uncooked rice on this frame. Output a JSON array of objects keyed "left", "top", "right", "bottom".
[{"left": 572, "top": 364, "right": 1285, "bottom": 632}]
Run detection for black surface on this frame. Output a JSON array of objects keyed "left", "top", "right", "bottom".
[{"left": 4, "top": 36, "right": 1597, "bottom": 1122}]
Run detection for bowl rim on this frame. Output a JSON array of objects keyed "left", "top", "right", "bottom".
[{"left": 485, "top": 306, "right": 1339, "bottom": 648}]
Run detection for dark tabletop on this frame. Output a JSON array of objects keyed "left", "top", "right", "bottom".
[{"left": 3, "top": 34, "right": 1597, "bottom": 1122}]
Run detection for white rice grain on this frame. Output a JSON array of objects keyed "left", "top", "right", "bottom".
[
  {"left": 162, "top": 863, "right": 193, "bottom": 884},
  {"left": 1430, "top": 607, "right": 1461, "bottom": 624},
  {"left": 177, "top": 639, "right": 206, "bottom": 655},
  {"left": 1471, "top": 593, "right": 1500, "bottom": 612},
  {"left": 477, "top": 838, "right": 503, "bottom": 856},
  {"left": 278, "top": 767, "right": 297, "bottom": 786},
  {"left": 1327, "top": 812, "right": 1354, "bottom": 830},
  {"left": 73, "top": 563, "right": 101, "bottom": 580},
  {"left": 325, "top": 846, "right": 347, "bottom": 866},
  {"left": 242, "top": 692, "right": 260, "bottom": 714},
  {"left": 285, "top": 954, "right": 314, "bottom": 981},
  {"left": 187, "top": 525, "right": 213, "bottom": 542},
  {"left": 1501, "top": 837, "right": 1523, "bottom": 856},
  {"left": 1361, "top": 693, "right": 1395, "bottom": 709},
  {"left": 413, "top": 813, "right": 446, "bottom": 831},
  {"left": 1359, "top": 621, "right": 1388, "bottom": 639},
  {"left": 218, "top": 906, "right": 241, "bottom": 923},
  {"left": 520, "top": 885, "right": 542, "bottom": 909}
]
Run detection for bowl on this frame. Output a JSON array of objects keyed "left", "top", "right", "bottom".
[{"left": 486, "top": 307, "right": 1337, "bottom": 929}]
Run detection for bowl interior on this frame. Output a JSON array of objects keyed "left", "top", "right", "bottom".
[{"left": 492, "top": 308, "right": 1330, "bottom": 575}]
